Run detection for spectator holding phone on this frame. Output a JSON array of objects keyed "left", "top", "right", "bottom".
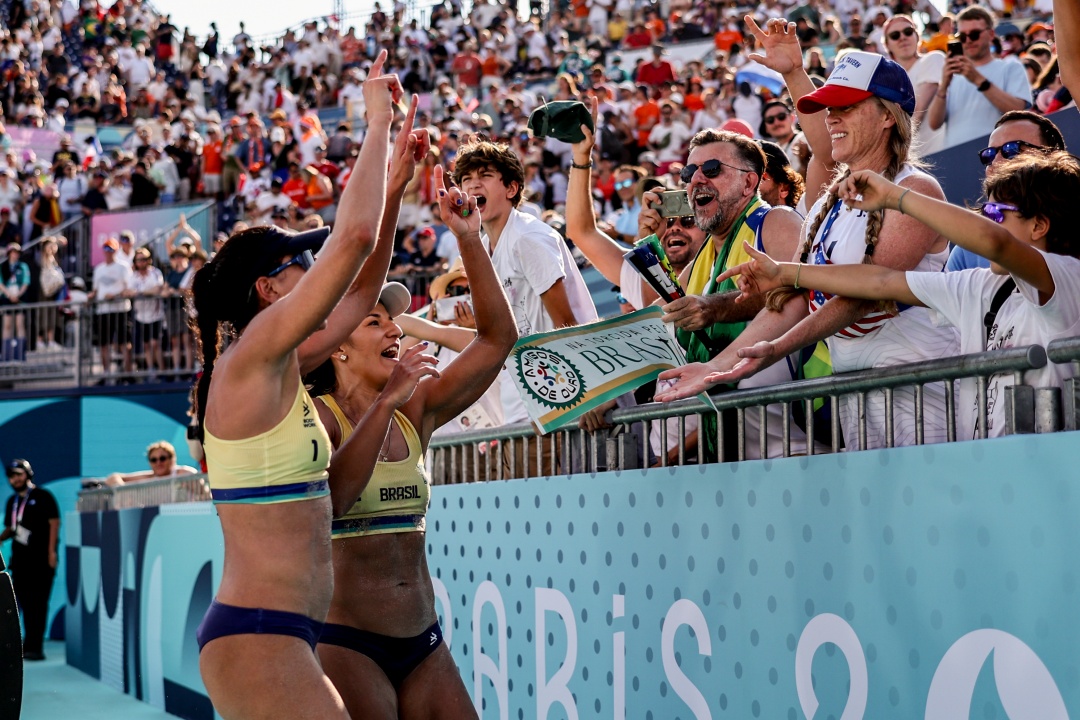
[{"left": 927, "top": 6, "right": 1030, "bottom": 150}]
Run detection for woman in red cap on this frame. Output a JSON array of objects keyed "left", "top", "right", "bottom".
[{"left": 658, "top": 18, "right": 959, "bottom": 451}]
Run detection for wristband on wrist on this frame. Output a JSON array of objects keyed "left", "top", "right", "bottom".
[
  {"left": 570, "top": 161, "right": 593, "bottom": 170},
  {"left": 897, "top": 188, "right": 911, "bottom": 214},
  {"left": 794, "top": 263, "right": 802, "bottom": 290}
]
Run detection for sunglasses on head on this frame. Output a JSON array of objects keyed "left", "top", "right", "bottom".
[
  {"left": 979, "top": 201, "right": 1019, "bottom": 223},
  {"left": 665, "top": 216, "right": 696, "bottom": 229},
  {"left": 957, "top": 29, "right": 984, "bottom": 43},
  {"left": 977, "top": 140, "right": 1042, "bottom": 166},
  {"left": 680, "top": 158, "right": 753, "bottom": 184},
  {"left": 446, "top": 284, "right": 470, "bottom": 297},
  {"left": 764, "top": 110, "right": 789, "bottom": 124},
  {"left": 614, "top": 179, "right": 635, "bottom": 190},
  {"left": 888, "top": 26, "right": 916, "bottom": 41},
  {"left": 266, "top": 249, "right": 315, "bottom": 278}
]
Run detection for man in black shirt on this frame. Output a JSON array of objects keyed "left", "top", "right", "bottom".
[
  {"left": 130, "top": 162, "right": 160, "bottom": 207},
  {"left": 1, "top": 459, "right": 59, "bottom": 661},
  {"left": 81, "top": 172, "right": 110, "bottom": 216}
]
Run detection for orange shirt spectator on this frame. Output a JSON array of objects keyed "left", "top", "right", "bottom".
[
  {"left": 632, "top": 96, "right": 660, "bottom": 147},
  {"left": 646, "top": 17, "right": 665, "bottom": 40},
  {"left": 283, "top": 166, "right": 309, "bottom": 209},
  {"left": 306, "top": 171, "right": 334, "bottom": 211},
  {"left": 203, "top": 138, "right": 224, "bottom": 174},
  {"left": 714, "top": 27, "right": 742, "bottom": 52},
  {"left": 683, "top": 92, "right": 705, "bottom": 113}
]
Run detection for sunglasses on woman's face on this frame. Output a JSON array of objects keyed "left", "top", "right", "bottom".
[
  {"left": 764, "top": 111, "right": 789, "bottom": 124},
  {"left": 680, "top": 158, "right": 753, "bottom": 184},
  {"left": 614, "top": 179, "right": 635, "bottom": 190},
  {"left": 266, "top": 249, "right": 315, "bottom": 278},
  {"left": 888, "top": 26, "right": 916, "bottom": 41},
  {"left": 665, "top": 216, "right": 696, "bottom": 229},
  {"left": 977, "top": 140, "right": 1042, "bottom": 166},
  {"left": 979, "top": 201, "right": 1019, "bottom": 223},
  {"left": 446, "top": 284, "right": 471, "bottom": 297},
  {"left": 957, "top": 29, "right": 984, "bottom": 43}
]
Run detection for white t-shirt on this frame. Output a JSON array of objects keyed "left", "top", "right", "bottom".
[
  {"left": 943, "top": 57, "right": 1031, "bottom": 148},
  {"left": 127, "top": 266, "right": 165, "bottom": 324},
  {"left": 647, "top": 121, "right": 693, "bottom": 163},
  {"left": 484, "top": 208, "right": 598, "bottom": 337},
  {"left": 92, "top": 261, "right": 133, "bottom": 314},
  {"left": 906, "top": 252, "right": 1080, "bottom": 440},
  {"left": 908, "top": 51, "right": 946, "bottom": 155}
]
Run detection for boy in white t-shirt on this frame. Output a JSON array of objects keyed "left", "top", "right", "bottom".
[
  {"left": 451, "top": 137, "right": 597, "bottom": 337},
  {"left": 715, "top": 150, "right": 1080, "bottom": 442}
]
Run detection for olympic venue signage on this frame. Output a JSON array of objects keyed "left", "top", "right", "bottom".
[{"left": 64, "top": 431, "right": 1079, "bottom": 718}]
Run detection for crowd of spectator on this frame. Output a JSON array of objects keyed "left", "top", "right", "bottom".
[{"left": 0, "top": 0, "right": 1070, "bottom": 456}]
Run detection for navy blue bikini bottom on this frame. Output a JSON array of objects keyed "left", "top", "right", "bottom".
[
  {"left": 318, "top": 621, "right": 443, "bottom": 689},
  {"left": 197, "top": 599, "right": 324, "bottom": 651}
]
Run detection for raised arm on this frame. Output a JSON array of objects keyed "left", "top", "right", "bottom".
[
  {"left": 1056, "top": 0, "right": 1080, "bottom": 100},
  {"left": 564, "top": 96, "right": 629, "bottom": 285},
  {"left": 415, "top": 166, "right": 517, "bottom": 434},
  {"left": 839, "top": 170, "right": 1054, "bottom": 299},
  {"left": 298, "top": 94, "right": 429, "bottom": 373},
  {"left": 745, "top": 16, "right": 836, "bottom": 203},
  {"left": 241, "top": 51, "right": 399, "bottom": 361},
  {"left": 397, "top": 313, "right": 476, "bottom": 353}
]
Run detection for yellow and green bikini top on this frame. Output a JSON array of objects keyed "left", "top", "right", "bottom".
[{"left": 318, "top": 394, "right": 431, "bottom": 539}]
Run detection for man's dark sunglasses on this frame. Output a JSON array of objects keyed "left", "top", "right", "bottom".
[
  {"left": 764, "top": 111, "right": 790, "bottom": 124},
  {"left": 266, "top": 249, "right": 316, "bottom": 278},
  {"left": 977, "top": 140, "right": 1043, "bottom": 166},
  {"left": 665, "top": 216, "right": 697, "bottom": 229},
  {"left": 888, "top": 27, "right": 917, "bottom": 41},
  {"left": 957, "top": 29, "right": 984, "bottom": 43},
  {"left": 680, "top": 158, "right": 753, "bottom": 184}
]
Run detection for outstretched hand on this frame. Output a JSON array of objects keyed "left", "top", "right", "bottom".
[
  {"left": 381, "top": 341, "right": 441, "bottom": 409},
  {"left": 701, "top": 341, "right": 778, "bottom": 386},
  {"left": 654, "top": 362, "right": 723, "bottom": 402},
  {"left": 715, "top": 241, "right": 785, "bottom": 302},
  {"left": 836, "top": 170, "right": 903, "bottom": 214},
  {"left": 434, "top": 165, "right": 482, "bottom": 237},
  {"left": 362, "top": 50, "right": 404, "bottom": 123},
  {"left": 571, "top": 95, "right": 600, "bottom": 165},
  {"left": 745, "top": 15, "right": 804, "bottom": 76}
]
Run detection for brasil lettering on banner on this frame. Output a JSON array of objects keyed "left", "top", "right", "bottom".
[{"left": 509, "top": 307, "right": 686, "bottom": 434}]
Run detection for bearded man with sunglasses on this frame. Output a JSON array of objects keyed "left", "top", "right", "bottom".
[{"left": 927, "top": 5, "right": 1031, "bottom": 149}]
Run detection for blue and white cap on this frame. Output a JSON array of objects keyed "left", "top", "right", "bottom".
[{"left": 796, "top": 51, "right": 916, "bottom": 116}]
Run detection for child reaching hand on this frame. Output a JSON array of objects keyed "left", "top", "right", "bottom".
[{"left": 715, "top": 150, "right": 1080, "bottom": 441}]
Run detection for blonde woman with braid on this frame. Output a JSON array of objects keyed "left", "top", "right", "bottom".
[{"left": 657, "top": 19, "right": 959, "bottom": 450}]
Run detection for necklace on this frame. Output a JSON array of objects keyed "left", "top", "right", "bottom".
[{"left": 339, "top": 399, "right": 395, "bottom": 463}]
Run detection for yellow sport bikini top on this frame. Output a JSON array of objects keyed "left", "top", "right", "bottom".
[
  {"left": 318, "top": 394, "right": 431, "bottom": 539},
  {"left": 204, "top": 382, "right": 332, "bottom": 504}
]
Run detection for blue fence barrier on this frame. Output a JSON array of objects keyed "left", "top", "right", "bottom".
[{"left": 57, "top": 430, "right": 1080, "bottom": 719}]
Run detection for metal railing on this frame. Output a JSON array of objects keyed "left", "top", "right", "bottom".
[
  {"left": 77, "top": 474, "right": 211, "bottom": 512},
  {"left": 24, "top": 215, "right": 92, "bottom": 281},
  {"left": 428, "top": 345, "right": 1057, "bottom": 483},
  {"left": 0, "top": 295, "right": 197, "bottom": 388},
  {"left": 69, "top": 340, "right": 1080, "bottom": 510}
]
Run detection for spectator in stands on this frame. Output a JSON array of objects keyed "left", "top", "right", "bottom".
[
  {"left": 723, "top": 150, "right": 1080, "bottom": 440},
  {"left": 647, "top": 102, "right": 693, "bottom": 172},
  {"left": 948, "top": 111, "right": 1066, "bottom": 271},
  {"left": 124, "top": 247, "right": 166, "bottom": 377},
  {"left": 80, "top": 172, "right": 110, "bottom": 216},
  {"left": 882, "top": 14, "right": 946, "bottom": 155},
  {"left": 927, "top": 6, "right": 1031, "bottom": 149},
  {"left": 2, "top": 242, "right": 30, "bottom": 343},
  {"left": 758, "top": 140, "right": 804, "bottom": 209},
  {"left": 129, "top": 162, "right": 160, "bottom": 207},
  {"left": 36, "top": 237, "right": 66, "bottom": 352},
  {"left": 27, "top": 184, "right": 60, "bottom": 241},
  {"left": 90, "top": 238, "right": 133, "bottom": 379},
  {"left": 659, "top": 25, "right": 959, "bottom": 452},
  {"left": 103, "top": 440, "right": 198, "bottom": 485},
  {"left": 0, "top": 208, "right": 19, "bottom": 248},
  {"left": 604, "top": 165, "right": 647, "bottom": 243}
]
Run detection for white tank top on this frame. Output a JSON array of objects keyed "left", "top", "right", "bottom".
[{"left": 804, "top": 164, "right": 950, "bottom": 338}]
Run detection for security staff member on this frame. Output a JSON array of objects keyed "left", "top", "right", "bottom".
[{"left": 1, "top": 459, "right": 59, "bottom": 660}]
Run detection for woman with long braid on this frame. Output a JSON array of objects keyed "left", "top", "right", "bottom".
[
  {"left": 657, "top": 19, "right": 959, "bottom": 449},
  {"left": 191, "top": 53, "right": 404, "bottom": 719}
]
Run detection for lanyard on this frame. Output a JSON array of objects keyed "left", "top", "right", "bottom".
[{"left": 10, "top": 491, "right": 29, "bottom": 528}]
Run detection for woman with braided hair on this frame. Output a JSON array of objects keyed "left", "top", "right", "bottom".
[{"left": 657, "top": 20, "right": 959, "bottom": 450}]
